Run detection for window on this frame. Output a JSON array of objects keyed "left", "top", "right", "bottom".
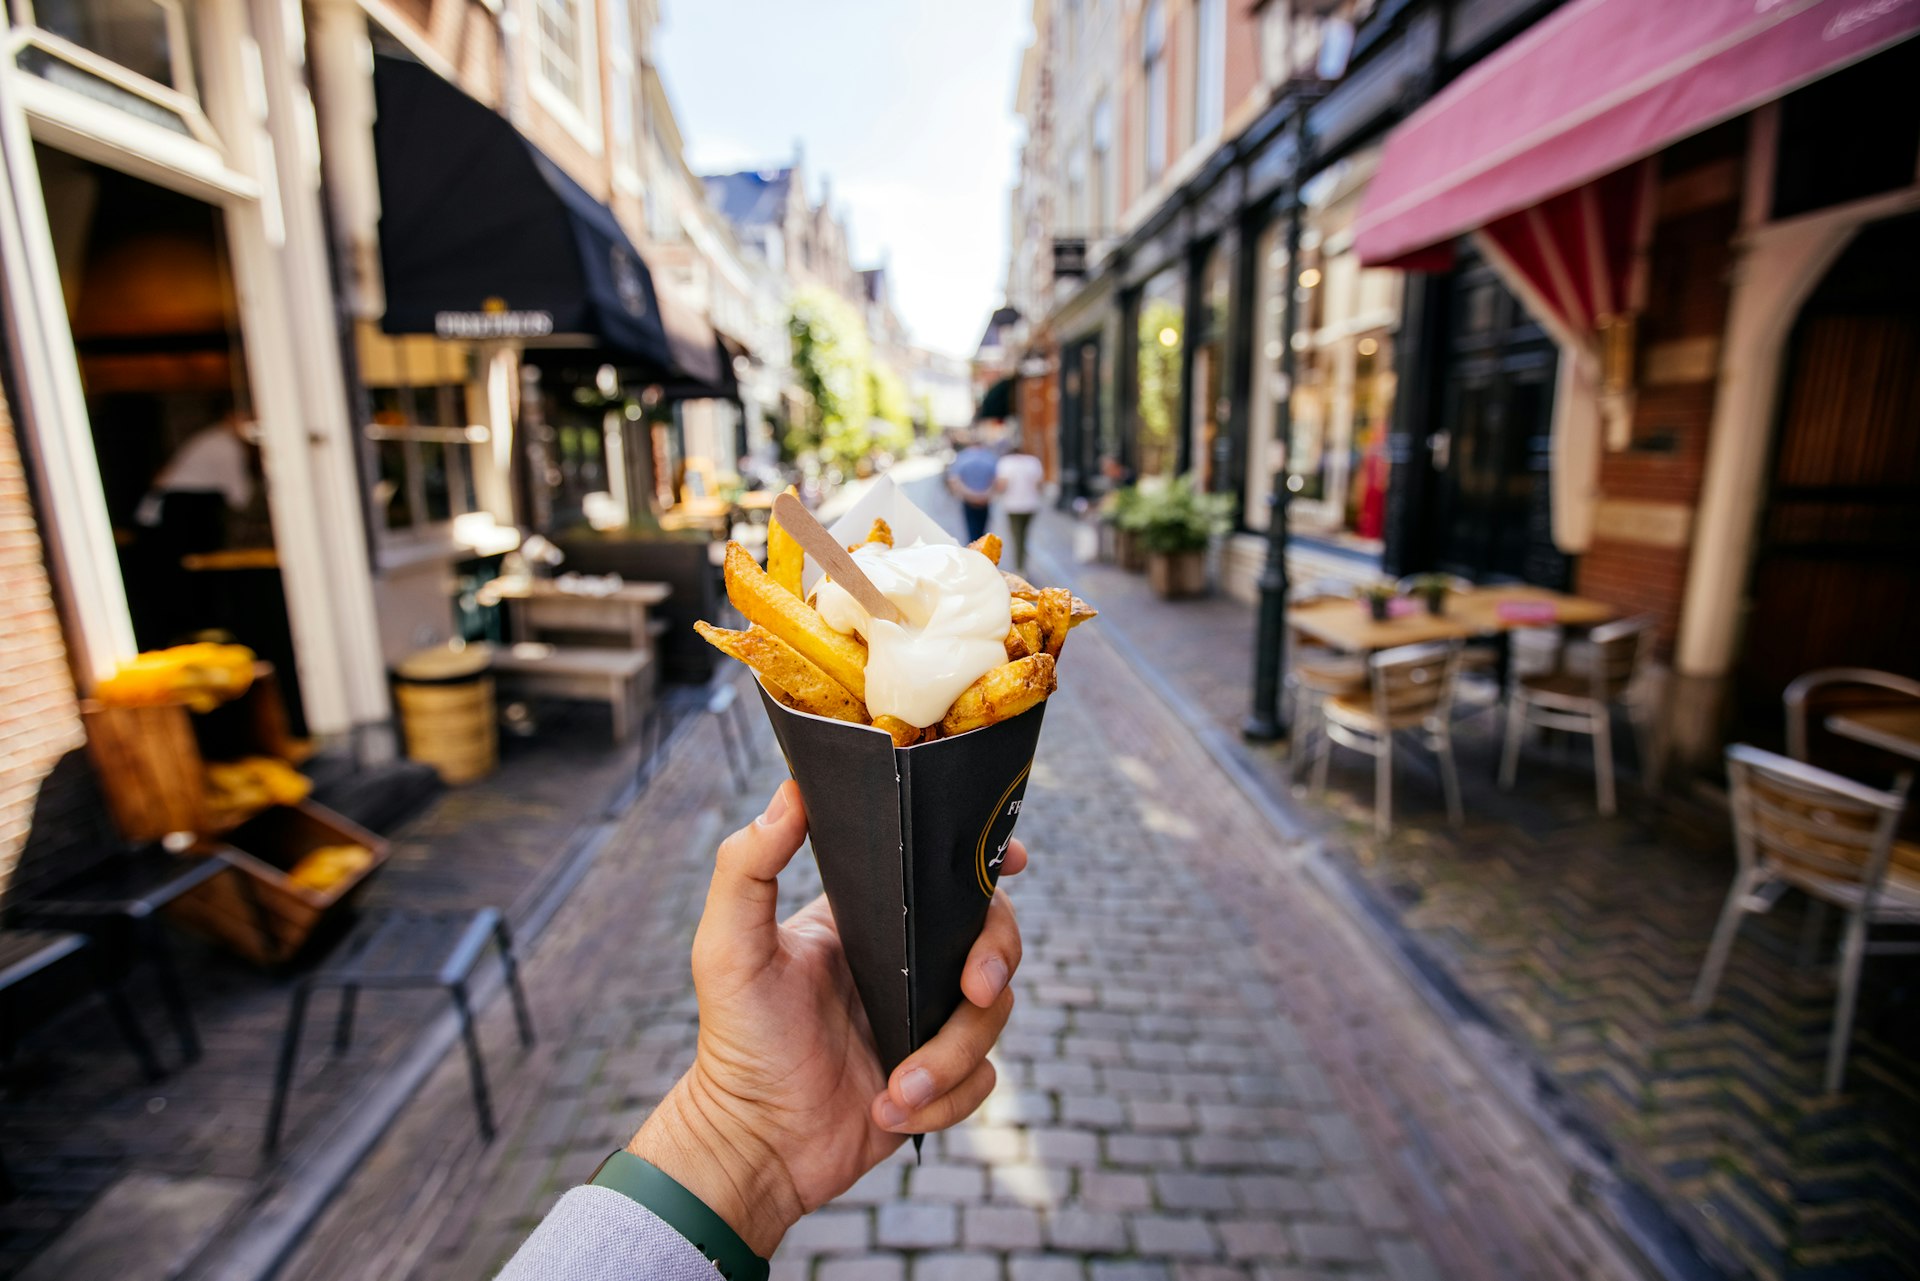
[
  {"left": 1091, "top": 95, "right": 1114, "bottom": 231},
  {"left": 1193, "top": 0, "right": 1225, "bottom": 144},
  {"left": 1143, "top": 0, "right": 1167, "bottom": 182},
  {"left": 1066, "top": 147, "right": 1087, "bottom": 232},
  {"left": 368, "top": 384, "right": 485, "bottom": 537},
  {"left": 532, "top": 0, "right": 600, "bottom": 146},
  {"left": 604, "top": 0, "right": 639, "bottom": 181}
]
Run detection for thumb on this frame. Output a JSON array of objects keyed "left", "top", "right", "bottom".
[{"left": 696, "top": 781, "right": 808, "bottom": 974}]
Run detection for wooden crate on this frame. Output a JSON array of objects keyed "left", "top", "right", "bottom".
[
  {"left": 81, "top": 663, "right": 307, "bottom": 844},
  {"left": 165, "top": 800, "right": 389, "bottom": 966}
]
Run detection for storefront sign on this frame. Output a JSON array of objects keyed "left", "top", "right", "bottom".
[
  {"left": 434, "top": 310, "right": 555, "bottom": 339},
  {"left": 1053, "top": 238, "right": 1089, "bottom": 278}
]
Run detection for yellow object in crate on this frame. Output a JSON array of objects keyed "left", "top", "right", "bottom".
[
  {"left": 97, "top": 643, "right": 256, "bottom": 712},
  {"left": 204, "top": 757, "right": 313, "bottom": 825},
  {"left": 286, "top": 844, "right": 374, "bottom": 894}
]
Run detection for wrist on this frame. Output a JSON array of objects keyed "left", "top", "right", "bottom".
[{"left": 627, "top": 1070, "right": 801, "bottom": 1257}]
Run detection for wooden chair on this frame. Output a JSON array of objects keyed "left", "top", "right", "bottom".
[
  {"left": 1783, "top": 667, "right": 1920, "bottom": 764},
  {"left": 1690, "top": 744, "right": 1919, "bottom": 1093},
  {"left": 1499, "top": 616, "right": 1654, "bottom": 816},
  {"left": 1312, "top": 640, "right": 1464, "bottom": 839}
]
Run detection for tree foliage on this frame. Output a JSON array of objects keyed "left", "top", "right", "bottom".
[{"left": 787, "top": 285, "right": 877, "bottom": 474}]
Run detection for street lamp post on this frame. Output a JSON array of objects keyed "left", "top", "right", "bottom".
[{"left": 1243, "top": 98, "right": 1315, "bottom": 744}]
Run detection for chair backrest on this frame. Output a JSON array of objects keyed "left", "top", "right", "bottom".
[
  {"left": 1783, "top": 667, "right": 1920, "bottom": 763},
  {"left": 1290, "top": 577, "right": 1357, "bottom": 607},
  {"left": 1584, "top": 616, "right": 1653, "bottom": 704},
  {"left": 1367, "top": 640, "right": 1460, "bottom": 724},
  {"left": 1725, "top": 743, "right": 1909, "bottom": 905}
]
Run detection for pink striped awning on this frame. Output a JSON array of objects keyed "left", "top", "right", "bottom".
[{"left": 1354, "top": 0, "right": 1920, "bottom": 268}]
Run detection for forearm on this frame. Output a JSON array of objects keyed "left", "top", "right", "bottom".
[{"left": 627, "top": 1071, "right": 804, "bottom": 1257}]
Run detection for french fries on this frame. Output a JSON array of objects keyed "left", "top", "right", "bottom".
[
  {"left": 694, "top": 621, "right": 866, "bottom": 723},
  {"left": 767, "top": 485, "right": 803, "bottom": 597},
  {"left": 723, "top": 542, "right": 868, "bottom": 702},
  {"left": 700, "top": 513, "right": 1093, "bottom": 745},
  {"left": 941, "top": 655, "right": 1056, "bottom": 736}
]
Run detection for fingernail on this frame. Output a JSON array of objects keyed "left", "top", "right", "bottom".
[
  {"left": 756, "top": 787, "right": 789, "bottom": 827},
  {"left": 897, "top": 1067, "right": 935, "bottom": 1109},
  {"left": 980, "top": 955, "right": 1010, "bottom": 1001},
  {"left": 877, "top": 1096, "right": 909, "bottom": 1128}
]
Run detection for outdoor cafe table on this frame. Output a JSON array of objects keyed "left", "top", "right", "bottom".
[
  {"left": 477, "top": 576, "right": 671, "bottom": 652},
  {"left": 1288, "top": 584, "right": 1615, "bottom": 655},
  {"left": 1826, "top": 706, "right": 1920, "bottom": 763}
]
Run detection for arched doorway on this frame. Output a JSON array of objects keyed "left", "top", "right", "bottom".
[{"left": 1733, "top": 213, "right": 1920, "bottom": 733}]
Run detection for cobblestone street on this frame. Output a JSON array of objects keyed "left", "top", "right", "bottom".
[{"left": 279, "top": 542, "right": 1639, "bottom": 1280}]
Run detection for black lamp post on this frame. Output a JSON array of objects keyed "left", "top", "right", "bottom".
[{"left": 1243, "top": 97, "right": 1316, "bottom": 744}]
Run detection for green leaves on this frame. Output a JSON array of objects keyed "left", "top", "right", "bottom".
[
  {"left": 1110, "top": 474, "right": 1234, "bottom": 554},
  {"left": 786, "top": 285, "right": 914, "bottom": 473}
]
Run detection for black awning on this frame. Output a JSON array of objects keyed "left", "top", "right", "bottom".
[
  {"left": 978, "top": 376, "right": 1015, "bottom": 421},
  {"left": 372, "top": 54, "right": 669, "bottom": 368}
]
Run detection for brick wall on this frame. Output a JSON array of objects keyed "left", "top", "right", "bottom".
[
  {"left": 1574, "top": 122, "right": 1745, "bottom": 656},
  {"left": 0, "top": 388, "right": 85, "bottom": 891}
]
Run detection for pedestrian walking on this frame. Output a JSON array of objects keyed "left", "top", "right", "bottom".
[
  {"left": 995, "top": 441, "right": 1046, "bottom": 571},
  {"left": 947, "top": 430, "right": 1000, "bottom": 543},
  {"left": 497, "top": 781, "right": 1029, "bottom": 1279}
]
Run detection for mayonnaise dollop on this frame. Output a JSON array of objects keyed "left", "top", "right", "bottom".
[{"left": 814, "top": 542, "right": 1011, "bottom": 729}]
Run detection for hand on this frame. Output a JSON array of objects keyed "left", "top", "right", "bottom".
[{"left": 628, "top": 780, "right": 1027, "bottom": 1256}]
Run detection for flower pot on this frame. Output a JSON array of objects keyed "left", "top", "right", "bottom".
[
  {"left": 1368, "top": 596, "right": 1392, "bottom": 621},
  {"left": 1147, "top": 549, "right": 1207, "bottom": 599},
  {"left": 1423, "top": 589, "right": 1447, "bottom": 616},
  {"left": 1116, "top": 528, "right": 1147, "bottom": 573}
]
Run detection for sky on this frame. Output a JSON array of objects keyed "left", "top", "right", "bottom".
[{"left": 654, "top": 0, "right": 1030, "bottom": 359}]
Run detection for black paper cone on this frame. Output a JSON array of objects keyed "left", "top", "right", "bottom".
[{"left": 756, "top": 685, "right": 1047, "bottom": 1074}]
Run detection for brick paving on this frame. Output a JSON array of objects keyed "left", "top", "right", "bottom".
[
  {"left": 1010, "top": 505, "right": 1920, "bottom": 1281},
  {"left": 0, "top": 704, "right": 645, "bottom": 1278},
  {"left": 277, "top": 510, "right": 1641, "bottom": 1280}
]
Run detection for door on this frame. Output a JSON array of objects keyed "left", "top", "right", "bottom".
[
  {"left": 1427, "top": 259, "right": 1568, "bottom": 586},
  {"left": 1734, "top": 214, "right": 1920, "bottom": 728}
]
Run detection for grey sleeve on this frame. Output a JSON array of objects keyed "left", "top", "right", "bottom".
[{"left": 495, "top": 1185, "right": 722, "bottom": 1280}]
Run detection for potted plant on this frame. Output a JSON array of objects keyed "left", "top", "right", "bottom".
[
  {"left": 1361, "top": 582, "right": 1399, "bottom": 621},
  {"left": 1101, "top": 485, "right": 1148, "bottom": 571},
  {"left": 1128, "top": 474, "right": 1234, "bottom": 599},
  {"left": 1407, "top": 573, "right": 1453, "bottom": 616}
]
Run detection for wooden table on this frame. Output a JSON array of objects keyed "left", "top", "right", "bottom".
[
  {"left": 1289, "top": 585, "right": 1614, "bottom": 654},
  {"left": 1826, "top": 706, "right": 1920, "bottom": 762},
  {"left": 477, "top": 576, "right": 671, "bottom": 651}
]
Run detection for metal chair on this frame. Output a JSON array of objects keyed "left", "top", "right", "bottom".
[
  {"left": 1690, "top": 744, "right": 1919, "bottom": 1093},
  {"left": 1284, "top": 580, "right": 1365, "bottom": 772},
  {"left": 1312, "top": 640, "right": 1465, "bottom": 839},
  {"left": 1784, "top": 667, "right": 1920, "bottom": 764},
  {"left": 1499, "top": 616, "right": 1654, "bottom": 816}
]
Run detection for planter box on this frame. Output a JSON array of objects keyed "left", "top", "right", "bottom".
[
  {"left": 1148, "top": 549, "right": 1208, "bottom": 599},
  {"left": 1116, "top": 528, "right": 1147, "bottom": 573},
  {"left": 167, "top": 800, "right": 389, "bottom": 966}
]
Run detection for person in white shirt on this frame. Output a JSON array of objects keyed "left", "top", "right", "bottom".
[
  {"left": 993, "top": 445, "right": 1046, "bottom": 571},
  {"left": 135, "top": 408, "right": 257, "bottom": 528}
]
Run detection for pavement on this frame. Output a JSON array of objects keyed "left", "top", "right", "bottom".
[{"left": 274, "top": 482, "right": 1643, "bottom": 1281}]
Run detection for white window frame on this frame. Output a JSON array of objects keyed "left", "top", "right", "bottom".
[
  {"left": 603, "top": 0, "right": 637, "bottom": 186},
  {"left": 1091, "top": 94, "right": 1113, "bottom": 232},
  {"left": 1143, "top": 0, "right": 1167, "bottom": 182},
  {"left": 529, "top": 0, "right": 601, "bottom": 153},
  {"left": 1194, "top": 0, "right": 1225, "bottom": 144}
]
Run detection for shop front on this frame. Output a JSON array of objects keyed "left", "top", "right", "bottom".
[{"left": 0, "top": 0, "right": 389, "bottom": 742}]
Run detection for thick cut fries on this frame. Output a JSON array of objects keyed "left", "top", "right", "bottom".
[
  {"left": 1016, "top": 618, "right": 1042, "bottom": 658},
  {"left": 694, "top": 622, "right": 865, "bottom": 722},
  {"left": 1010, "top": 598, "right": 1038, "bottom": 625},
  {"left": 1002, "top": 570, "right": 1039, "bottom": 600},
  {"left": 941, "top": 654, "right": 1056, "bottom": 735},
  {"left": 767, "top": 485, "right": 803, "bottom": 597},
  {"left": 871, "top": 714, "right": 921, "bottom": 748},
  {"left": 1004, "top": 624, "right": 1031, "bottom": 660},
  {"left": 1038, "top": 588, "right": 1071, "bottom": 660},
  {"left": 1069, "top": 596, "right": 1099, "bottom": 628},
  {"left": 723, "top": 542, "right": 868, "bottom": 701},
  {"left": 969, "top": 533, "right": 1002, "bottom": 565},
  {"left": 866, "top": 518, "right": 893, "bottom": 547}
]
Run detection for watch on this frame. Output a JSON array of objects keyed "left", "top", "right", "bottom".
[{"left": 589, "top": 1149, "right": 770, "bottom": 1281}]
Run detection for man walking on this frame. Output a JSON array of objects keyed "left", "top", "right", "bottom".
[{"left": 947, "top": 430, "right": 1000, "bottom": 543}]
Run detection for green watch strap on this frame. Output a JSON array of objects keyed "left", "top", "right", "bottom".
[{"left": 589, "top": 1149, "right": 770, "bottom": 1281}]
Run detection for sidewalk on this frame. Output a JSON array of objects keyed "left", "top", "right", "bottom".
[
  {"left": 1011, "top": 504, "right": 1920, "bottom": 1281},
  {"left": 0, "top": 704, "right": 650, "bottom": 1280},
  {"left": 274, "top": 491, "right": 1640, "bottom": 1281}
]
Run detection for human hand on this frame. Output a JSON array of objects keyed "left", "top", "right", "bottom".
[{"left": 628, "top": 780, "right": 1026, "bottom": 1255}]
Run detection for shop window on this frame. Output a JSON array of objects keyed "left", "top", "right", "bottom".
[
  {"left": 1091, "top": 94, "right": 1114, "bottom": 231},
  {"left": 1143, "top": 0, "right": 1168, "bottom": 182},
  {"left": 1135, "top": 266, "right": 1183, "bottom": 478},
  {"left": 532, "top": 0, "right": 600, "bottom": 146},
  {"left": 367, "top": 383, "right": 486, "bottom": 538},
  {"left": 1772, "top": 37, "right": 1920, "bottom": 221},
  {"left": 1193, "top": 0, "right": 1225, "bottom": 144}
]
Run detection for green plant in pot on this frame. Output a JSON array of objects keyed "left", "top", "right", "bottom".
[
  {"left": 1361, "top": 582, "right": 1400, "bottom": 622},
  {"left": 1122, "top": 474, "right": 1234, "bottom": 599},
  {"left": 1102, "top": 483, "right": 1148, "bottom": 572},
  {"left": 1407, "top": 573, "right": 1453, "bottom": 616}
]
